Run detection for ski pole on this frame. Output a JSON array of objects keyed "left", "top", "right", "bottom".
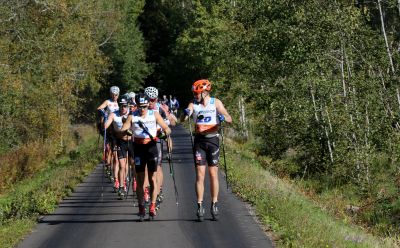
[
  {"left": 101, "top": 116, "right": 108, "bottom": 198},
  {"left": 220, "top": 122, "right": 229, "bottom": 190},
  {"left": 187, "top": 115, "right": 197, "bottom": 166},
  {"left": 166, "top": 135, "right": 179, "bottom": 205},
  {"left": 125, "top": 139, "right": 130, "bottom": 200},
  {"left": 126, "top": 133, "right": 137, "bottom": 206}
]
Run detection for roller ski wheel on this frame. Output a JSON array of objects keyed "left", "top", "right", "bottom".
[
  {"left": 105, "top": 165, "right": 112, "bottom": 179},
  {"left": 157, "top": 191, "right": 164, "bottom": 203},
  {"left": 155, "top": 194, "right": 163, "bottom": 210}
]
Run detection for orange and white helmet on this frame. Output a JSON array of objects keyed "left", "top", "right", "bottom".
[{"left": 192, "top": 79, "right": 211, "bottom": 94}]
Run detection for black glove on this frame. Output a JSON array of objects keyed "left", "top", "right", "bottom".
[
  {"left": 126, "top": 129, "right": 133, "bottom": 136},
  {"left": 183, "top": 108, "right": 190, "bottom": 116},
  {"left": 157, "top": 131, "right": 167, "bottom": 140},
  {"left": 98, "top": 109, "right": 107, "bottom": 118}
]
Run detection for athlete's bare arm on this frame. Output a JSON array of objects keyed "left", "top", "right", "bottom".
[
  {"left": 180, "top": 102, "right": 194, "bottom": 122},
  {"left": 155, "top": 111, "right": 171, "bottom": 135},
  {"left": 168, "top": 113, "right": 177, "bottom": 126},
  {"left": 120, "top": 115, "right": 133, "bottom": 132},
  {"left": 104, "top": 113, "right": 115, "bottom": 129},
  {"left": 216, "top": 99, "right": 232, "bottom": 123},
  {"left": 97, "top": 100, "right": 108, "bottom": 110}
]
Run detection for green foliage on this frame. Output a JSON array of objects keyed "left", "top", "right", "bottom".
[
  {"left": 0, "top": 0, "right": 148, "bottom": 188},
  {"left": 226, "top": 140, "right": 395, "bottom": 247},
  {"left": 140, "top": 0, "right": 400, "bottom": 238},
  {"left": 170, "top": 0, "right": 400, "bottom": 181},
  {"left": 101, "top": 0, "right": 150, "bottom": 93},
  {"left": 0, "top": 130, "right": 99, "bottom": 248}
]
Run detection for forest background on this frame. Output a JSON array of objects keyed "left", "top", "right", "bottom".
[{"left": 0, "top": 0, "right": 400, "bottom": 242}]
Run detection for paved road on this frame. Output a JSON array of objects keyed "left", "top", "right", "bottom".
[{"left": 17, "top": 125, "right": 273, "bottom": 248}]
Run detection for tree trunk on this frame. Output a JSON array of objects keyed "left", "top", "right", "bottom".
[
  {"left": 310, "top": 85, "right": 319, "bottom": 122},
  {"left": 398, "top": 0, "right": 400, "bottom": 16},
  {"left": 325, "top": 105, "right": 335, "bottom": 148},
  {"left": 321, "top": 105, "right": 334, "bottom": 163},
  {"left": 378, "top": 69, "right": 394, "bottom": 118},
  {"left": 238, "top": 95, "right": 248, "bottom": 139},
  {"left": 340, "top": 46, "right": 347, "bottom": 98},
  {"left": 396, "top": 88, "right": 400, "bottom": 129},
  {"left": 377, "top": 0, "right": 395, "bottom": 74}
]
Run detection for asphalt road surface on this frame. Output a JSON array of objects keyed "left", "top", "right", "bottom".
[{"left": 17, "top": 125, "right": 273, "bottom": 248}]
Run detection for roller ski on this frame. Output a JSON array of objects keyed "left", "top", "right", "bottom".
[
  {"left": 104, "top": 164, "right": 112, "bottom": 181},
  {"left": 155, "top": 190, "right": 164, "bottom": 211}
]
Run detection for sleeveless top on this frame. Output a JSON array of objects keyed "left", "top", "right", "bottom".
[
  {"left": 106, "top": 99, "right": 119, "bottom": 114},
  {"left": 193, "top": 97, "right": 219, "bottom": 135},
  {"left": 112, "top": 111, "right": 129, "bottom": 131},
  {"left": 152, "top": 102, "right": 170, "bottom": 132},
  {"left": 131, "top": 110, "right": 157, "bottom": 144}
]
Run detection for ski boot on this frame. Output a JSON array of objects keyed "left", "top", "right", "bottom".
[
  {"left": 138, "top": 204, "right": 146, "bottom": 222},
  {"left": 197, "top": 203, "right": 205, "bottom": 222},
  {"left": 149, "top": 203, "right": 157, "bottom": 220},
  {"left": 113, "top": 179, "right": 119, "bottom": 193},
  {"left": 211, "top": 202, "right": 219, "bottom": 221},
  {"left": 118, "top": 187, "right": 125, "bottom": 200},
  {"left": 144, "top": 187, "right": 150, "bottom": 211},
  {"left": 132, "top": 177, "right": 137, "bottom": 193}
]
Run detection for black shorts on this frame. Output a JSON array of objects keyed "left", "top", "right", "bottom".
[
  {"left": 194, "top": 135, "right": 220, "bottom": 166},
  {"left": 134, "top": 142, "right": 158, "bottom": 173},
  {"left": 109, "top": 135, "right": 118, "bottom": 151},
  {"left": 116, "top": 139, "right": 134, "bottom": 159}
]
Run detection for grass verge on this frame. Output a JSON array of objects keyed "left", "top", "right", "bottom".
[
  {"left": 0, "top": 126, "right": 100, "bottom": 248},
  {"left": 225, "top": 140, "right": 397, "bottom": 247}
]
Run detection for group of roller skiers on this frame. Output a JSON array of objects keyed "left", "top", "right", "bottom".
[{"left": 97, "top": 80, "right": 232, "bottom": 222}]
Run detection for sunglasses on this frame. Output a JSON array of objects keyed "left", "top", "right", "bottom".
[
  {"left": 149, "top": 98, "right": 157, "bottom": 102},
  {"left": 121, "top": 105, "right": 128, "bottom": 108},
  {"left": 138, "top": 105, "right": 148, "bottom": 109}
]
